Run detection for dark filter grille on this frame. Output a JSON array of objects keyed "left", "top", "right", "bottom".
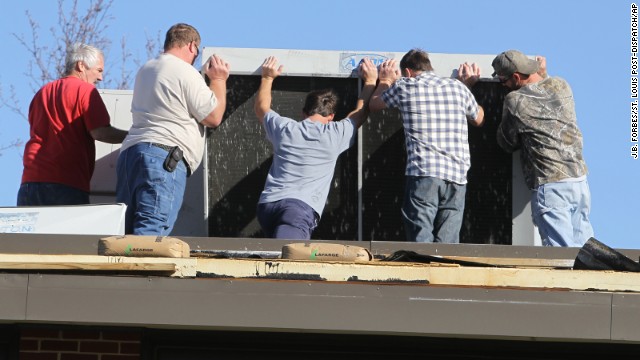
[{"left": 208, "top": 76, "right": 511, "bottom": 244}]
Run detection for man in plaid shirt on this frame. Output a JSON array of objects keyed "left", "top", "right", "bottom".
[{"left": 370, "top": 49, "right": 485, "bottom": 243}]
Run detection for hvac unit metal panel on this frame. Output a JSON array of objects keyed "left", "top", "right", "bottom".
[
  {"left": 94, "top": 90, "right": 207, "bottom": 237},
  {"left": 91, "top": 48, "right": 537, "bottom": 244},
  {"left": 204, "top": 47, "right": 513, "bottom": 243}
]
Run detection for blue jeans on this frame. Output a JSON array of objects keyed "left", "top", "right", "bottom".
[
  {"left": 17, "top": 182, "right": 89, "bottom": 206},
  {"left": 116, "top": 143, "right": 187, "bottom": 236},
  {"left": 531, "top": 178, "right": 594, "bottom": 247},
  {"left": 257, "top": 198, "right": 319, "bottom": 240},
  {"left": 402, "top": 176, "right": 466, "bottom": 243}
]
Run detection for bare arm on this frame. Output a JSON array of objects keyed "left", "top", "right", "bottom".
[
  {"left": 254, "top": 56, "right": 283, "bottom": 123},
  {"left": 90, "top": 125, "right": 128, "bottom": 144},
  {"left": 369, "top": 59, "right": 400, "bottom": 112},
  {"left": 469, "top": 106, "right": 485, "bottom": 127},
  {"left": 345, "top": 58, "right": 378, "bottom": 128},
  {"left": 200, "top": 55, "right": 230, "bottom": 128},
  {"left": 457, "top": 62, "right": 485, "bottom": 127}
]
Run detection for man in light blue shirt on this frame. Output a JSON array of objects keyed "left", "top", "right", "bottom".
[{"left": 254, "top": 56, "right": 377, "bottom": 239}]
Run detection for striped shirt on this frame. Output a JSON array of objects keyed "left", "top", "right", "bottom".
[{"left": 382, "top": 72, "right": 479, "bottom": 184}]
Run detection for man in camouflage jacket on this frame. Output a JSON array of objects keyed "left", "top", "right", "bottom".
[{"left": 493, "top": 49, "right": 594, "bottom": 247}]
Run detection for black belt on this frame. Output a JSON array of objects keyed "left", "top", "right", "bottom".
[{"left": 149, "top": 143, "right": 192, "bottom": 176}]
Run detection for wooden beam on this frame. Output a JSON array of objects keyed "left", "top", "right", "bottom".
[
  {"left": 0, "top": 253, "right": 635, "bottom": 293},
  {"left": 196, "top": 258, "right": 640, "bottom": 293},
  {"left": 0, "top": 262, "right": 176, "bottom": 272},
  {"left": 0, "top": 254, "right": 196, "bottom": 277},
  {"left": 431, "top": 255, "right": 575, "bottom": 268}
]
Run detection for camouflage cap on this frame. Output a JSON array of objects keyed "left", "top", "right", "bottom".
[{"left": 491, "top": 50, "right": 539, "bottom": 77}]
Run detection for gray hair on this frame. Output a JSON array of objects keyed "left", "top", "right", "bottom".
[{"left": 64, "top": 43, "right": 103, "bottom": 75}]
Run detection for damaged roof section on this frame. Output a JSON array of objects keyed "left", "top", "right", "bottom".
[{"left": 1, "top": 233, "right": 640, "bottom": 344}]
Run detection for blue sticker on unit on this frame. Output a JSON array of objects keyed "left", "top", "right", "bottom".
[
  {"left": 0, "top": 212, "right": 38, "bottom": 233},
  {"left": 339, "top": 53, "right": 390, "bottom": 73}
]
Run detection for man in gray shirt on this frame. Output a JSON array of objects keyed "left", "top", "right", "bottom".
[
  {"left": 254, "top": 56, "right": 377, "bottom": 239},
  {"left": 493, "top": 49, "right": 594, "bottom": 247}
]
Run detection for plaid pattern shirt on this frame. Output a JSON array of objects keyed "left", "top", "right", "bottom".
[{"left": 382, "top": 72, "right": 479, "bottom": 184}]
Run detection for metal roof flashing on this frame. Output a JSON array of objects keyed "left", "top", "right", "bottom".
[{"left": 201, "top": 47, "right": 499, "bottom": 81}]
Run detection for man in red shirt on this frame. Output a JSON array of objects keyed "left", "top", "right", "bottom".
[{"left": 18, "top": 43, "right": 128, "bottom": 206}]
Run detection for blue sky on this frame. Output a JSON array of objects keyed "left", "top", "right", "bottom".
[{"left": 0, "top": 0, "right": 637, "bottom": 249}]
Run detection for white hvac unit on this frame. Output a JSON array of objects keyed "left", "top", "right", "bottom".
[{"left": 93, "top": 47, "right": 539, "bottom": 245}]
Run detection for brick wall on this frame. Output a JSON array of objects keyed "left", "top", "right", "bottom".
[{"left": 19, "top": 327, "right": 141, "bottom": 360}]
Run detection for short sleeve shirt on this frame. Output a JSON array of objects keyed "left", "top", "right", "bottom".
[
  {"left": 258, "top": 111, "right": 357, "bottom": 216},
  {"left": 382, "top": 72, "right": 479, "bottom": 184},
  {"left": 121, "top": 53, "right": 217, "bottom": 171},
  {"left": 21, "top": 76, "right": 111, "bottom": 192}
]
